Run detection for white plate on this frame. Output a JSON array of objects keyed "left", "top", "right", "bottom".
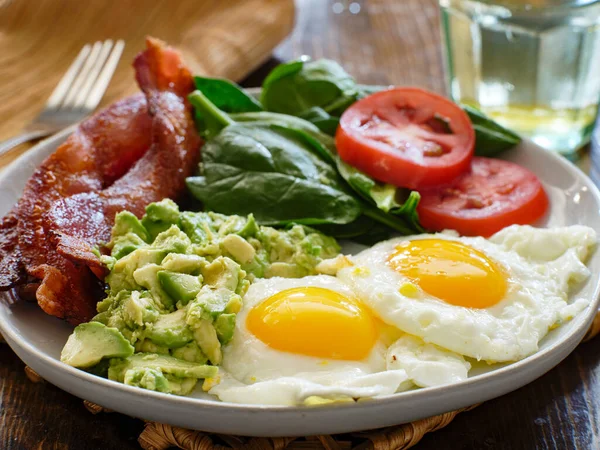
[{"left": 1, "top": 127, "right": 600, "bottom": 437}]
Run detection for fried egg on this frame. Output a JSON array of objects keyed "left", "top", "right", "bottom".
[
  {"left": 387, "top": 335, "right": 471, "bottom": 388},
  {"left": 208, "top": 275, "right": 469, "bottom": 405},
  {"left": 338, "top": 225, "right": 596, "bottom": 363}
]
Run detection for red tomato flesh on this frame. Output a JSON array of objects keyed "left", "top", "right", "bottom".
[
  {"left": 336, "top": 87, "right": 475, "bottom": 190},
  {"left": 417, "top": 157, "right": 549, "bottom": 237}
]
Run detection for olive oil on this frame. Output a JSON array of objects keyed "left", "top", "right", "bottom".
[{"left": 440, "top": 0, "right": 600, "bottom": 156}]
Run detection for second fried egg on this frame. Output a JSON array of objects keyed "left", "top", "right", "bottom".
[{"left": 338, "top": 225, "right": 596, "bottom": 363}]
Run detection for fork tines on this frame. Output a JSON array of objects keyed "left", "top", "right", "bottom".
[{"left": 46, "top": 39, "right": 125, "bottom": 112}]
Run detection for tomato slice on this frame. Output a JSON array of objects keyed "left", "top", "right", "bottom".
[
  {"left": 417, "top": 157, "right": 549, "bottom": 237},
  {"left": 335, "top": 87, "right": 475, "bottom": 189}
]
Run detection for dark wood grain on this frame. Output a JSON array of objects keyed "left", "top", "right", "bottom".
[{"left": 2, "top": 0, "right": 599, "bottom": 449}]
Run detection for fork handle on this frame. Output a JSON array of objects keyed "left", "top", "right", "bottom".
[{"left": 0, "top": 130, "right": 53, "bottom": 157}]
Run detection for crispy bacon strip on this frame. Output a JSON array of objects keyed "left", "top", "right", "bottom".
[
  {"left": 18, "top": 94, "right": 152, "bottom": 275},
  {"left": 0, "top": 94, "right": 151, "bottom": 293},
  {"left": 0, "top": 94, "right": 152, "bottom": 323},
  {"left": 42, "top": 38, "right": 201, "bottom": 323}
]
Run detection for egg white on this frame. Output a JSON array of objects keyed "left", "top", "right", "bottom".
[
  {"left": 387, "top": 335, "right": 471, "bottom": 388},
  {"left": 338, "top": 225, "right": 596, "bottom": 363}
]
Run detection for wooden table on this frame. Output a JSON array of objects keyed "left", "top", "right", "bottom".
[{"left": 2, "top": 0, "right": 599, "bottom": 448}]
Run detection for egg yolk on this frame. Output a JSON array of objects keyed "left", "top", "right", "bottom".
[
  {"left": 246, "top": 287, "right": 378, "bottom": 361},
  {"left": 387, "top": 239, "right": 507, "bottom": 308}
]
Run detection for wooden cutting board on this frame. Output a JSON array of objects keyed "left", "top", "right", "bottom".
[{"left": 0, "top": 0, "right": 295, "bottom": 167}]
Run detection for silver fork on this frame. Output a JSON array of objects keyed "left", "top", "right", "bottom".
[{"left": 0, "top": 39, "right": 125, "bottom": 157}]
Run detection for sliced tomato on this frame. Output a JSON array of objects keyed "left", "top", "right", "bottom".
[
  {"left": 335, "top": 87, "right": 475, "bottom": 189},
  {"left": 417, "top": 157, "right": 549, "bottom": 236}
]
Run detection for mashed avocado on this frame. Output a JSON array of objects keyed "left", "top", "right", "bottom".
[{"left": 61, "top": 199, "right": 339, "bottom": 395}]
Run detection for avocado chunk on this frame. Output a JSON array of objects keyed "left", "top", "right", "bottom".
[
  {"left": 237, "top": 213, "right": 259, "bottom": 238},
  {"left": 112, "top": 211, "right": 150, "bottom": 242},
  {"left": 151, "top": 226, "right": 191, "bottom": 254},
  {"left": 180, "top": 211, "right": 214, "bottom": 245},
  {"left": 171, "top": 342, "right": 208, "bottom": 364},
  {"left": 142, "top": 199, "right": 181, "bottom": 240},
  {"left": 107, "top": 247, "right": 166, "bottom": 292},
  {"left": 135, "top": 339, "right": 170, "bottom": 355},
  {"left": 201, "top": 256, "right": 248, "bottom": 294},
  {"left": 214, "top": 313, "right": 236, "bottom": 344},
  {"left": 161, "top": 253, "right": 205, "bottom": 275},
  {"left": 190, "top": 319, "right": 222, "bottom": 365},
  {"left": 123, "top": 367, "right": 171, "bottom": 393},
  {"left": 133, "top": 264, "right": 175, "bottom": 309},
  {"left": 158, "top": 271, "right": 202, "bottom": 305},
  {"left": 108, "top": 353, "right": 218, "bottom": 381},
  {"left": 61, "top": 322, "right": 134, "bottom": 368},
  {"left": 145, "top": 309, "right": 193, "bottom": 348},
  {"left": 111, "top": 233, "right": 147, "bottom": 260}
]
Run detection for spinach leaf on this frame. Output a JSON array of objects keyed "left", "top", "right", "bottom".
[
  {"left": 189, "top": 91, "right": 235, "bottom": 139},
  {"left": 194, "top": 77, "right": 263, "bottom": 113},
  {"left": 261, "top": 58, "right": 358, "bottom": 116},
  {"left": 261, "top": 59, "right": 304, "bottom": 87},
  {"left": 186, "top": 124, "right": 361, "bottom": 226},
  {"left": 298, "top": 107, "right": 339, "bottom": 136},
  {"left": 230, "top": 111, "right": 337, "bottom": 164},
  {"left": 336, "top": 160, "right": 424, "bottom": 232},
  {"left": 463, "top": 105, "right": 521, "bottom": 156}
]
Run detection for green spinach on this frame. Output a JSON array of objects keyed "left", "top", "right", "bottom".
[
  {"left": 260, "top": 58, "right": 358, "bottom": 117},
  {"left": 298, "top": 107, "right": 339, "bottom": 136},
  {"left": 188, "top": 91, "right": 361, "bottom": 226},
  {"left": 186, "top": 124, "right": 362, "bottom": 225},
  {"left": 194, "top": 77, "right": 263, "bottom": 113},
  {"left": 463, "top": 105, "right": 522, "bottom": 156}
]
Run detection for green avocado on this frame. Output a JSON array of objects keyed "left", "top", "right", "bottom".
[
  {"left": 190, "top": 319, "right": 222, "bottom": 365},
  {"left": 109, "top": 212, "right": 151, "bottom": 260},
  {"left": 61, "top": 322, "right": 134, "bottom": 368},
  {"left": 145, "top": 309, "right": 193, "bottom": 348},
  {"left": 142, "top": 199, "right": 181, "bottom": 240},
  {"left": 236, "top": 214, "right": 259, "bottom": 238},
  {"left": 111, "top": 233, "right": 147, "bottom": 260},
  {"left": 171, "top": 342, "right": 208, "bottom": 364},
  {"left": 112, "top": 211, "right": 150, "bottom": 242},
  {"left": 158, "top": 271, "right": 202, "bottom": 304},
  {"left": 214, "top": 313, "right": 236, "bottom": 344},
  {"left": 123, "top": 367, "right": 171, "bottom": 393},
  {"left": 161, "top": 253, "right": 205, "bottom": 275},
  {"left": 151, "top": 226, "right": 191, "bottom": 254},
  {"left": 133, "top": 264, "right": 175, "bottom": 309},
  {"left": 180, "top": 211, "right": 213, "bottom": 245},
  {"left": 107, "top": 247, "right": 166, "bottom": 292},
  {"left": 108, "top": 353, "right": 218, "bottom": 381}
]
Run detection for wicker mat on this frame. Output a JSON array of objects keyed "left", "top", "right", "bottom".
[{"left": 3, "top": 314, "right": 600, "bottom": 450}]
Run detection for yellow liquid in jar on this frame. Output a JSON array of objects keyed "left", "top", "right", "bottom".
[{"left": 440, "top": 0, "right": 600, "bottom": 156}]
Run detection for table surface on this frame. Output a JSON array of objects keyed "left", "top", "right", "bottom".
[{"left": 2, "top": 0, "right": 600, "bottom": 449}]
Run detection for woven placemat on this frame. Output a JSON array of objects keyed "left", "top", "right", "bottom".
[{"left": 3, "top": 315, "right": 600, "bottom": 450}]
